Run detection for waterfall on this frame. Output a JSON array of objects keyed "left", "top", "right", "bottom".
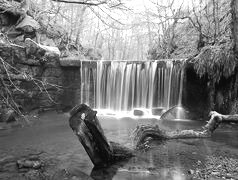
[{"left": 80, "top": 60, "right": 185, "bottom": 114}]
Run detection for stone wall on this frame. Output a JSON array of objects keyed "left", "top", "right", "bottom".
[
  {"left": 2, "top": 40, "right": 238, "bottom": 119},
  {"left": 59, "top": 60, "right": 97, "bottom": 110},
  {"left": 0, "top": 39, "right": 63, "bottom": 112},
  {"left": 60, "top": 66, "right": 81, "bottom": 111},
  {"left": 0, "top": 39, "right": 98, "bottom": 114}
]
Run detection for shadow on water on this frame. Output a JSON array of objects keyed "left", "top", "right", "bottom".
[{"left": 90, "top": 160, "right": 131, "bottom": 180}]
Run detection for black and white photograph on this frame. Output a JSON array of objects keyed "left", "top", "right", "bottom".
[{"left": 1, "top": 0, "right": 238, "bottom": 179}]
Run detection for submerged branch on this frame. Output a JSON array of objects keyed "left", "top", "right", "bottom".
[
  {"left": 68, "top": 104, "right": 238, "bottom": 166},
  {"left": 134, "top": 111, "right": 238, "bottom": 148}
]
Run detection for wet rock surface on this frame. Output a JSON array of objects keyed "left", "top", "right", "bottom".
[
  {"left": 0, "top": 108, "right": 17, "bottom": 123},
  {"left": 17, "top": 157, "right": 42, "bottom": 169},
  {"left": 191, "top": 156, "right": 238, "bottom": 179},
  {"left": 151, "top": 108, "right": 165, "bottom": 116},
  {"left": 133, "top": 109, "right": 144, "bottom": 116},
  {"left": 52, "top": 169, "right": 93, "bottom": 180},
  {"left": 0, "top": 153, "right": 45, "bottom": 180}
]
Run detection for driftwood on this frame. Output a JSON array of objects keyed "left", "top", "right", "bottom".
[
  {"left": 69, "top": 104, "right": 133, "bottom": 167},
  {"left": 69, "top": 105, "right": 238, "bottom": 166},
  {"left": 134, "top": 111, "right": 238, "bottom": 148}
]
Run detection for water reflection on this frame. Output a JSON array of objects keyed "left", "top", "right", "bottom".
[
  {"left": 91, "top": 164, "right": 187, "bottom": 180},
  {"left": 90, "top": 160, "right": 130, "bottom": 180},
  {"left": 1, "top": 111, "right": 238, "bottom": 180},
  {"left": 91, "top": 115, "right": 238, "bottom": 180}
]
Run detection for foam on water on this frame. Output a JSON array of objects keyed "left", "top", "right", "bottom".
[{"left": 94, "top": 108, "right": 161, "bottom": 119}]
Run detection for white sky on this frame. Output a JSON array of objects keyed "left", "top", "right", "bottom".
[
  {"left": 125, "top": 0, "right": 200, "bottom": 13},
  {"left": 81, "top": 0, "right": 203, "bottom": 50}
]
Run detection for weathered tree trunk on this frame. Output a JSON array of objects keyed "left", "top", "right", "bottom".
[
  {"left": 69, "top": 104, "right": 133, "bottom": 167},
  {"left": 69, "top": 105, "right": 238, "bottom": 165},
  {"left": 134, "top": 111, "right": 238, "bottom": 148}
]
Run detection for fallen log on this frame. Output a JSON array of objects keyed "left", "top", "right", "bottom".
[
  {"left": 69, "top": 106, "right": 238, "bottom": 165},
  {"left": 69, "top": 104, "right": 133, "bottom": 167},
  {"left": 134, "top": 111, "right": 238, "bottom": 148}
]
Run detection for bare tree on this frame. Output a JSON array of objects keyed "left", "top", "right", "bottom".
[{"left": 147, "top": 0, "right": 223, "bottom": 58}]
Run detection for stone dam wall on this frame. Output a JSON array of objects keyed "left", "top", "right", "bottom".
[{"left": 1, "top": 43, "right": 238, "bottom": 119}]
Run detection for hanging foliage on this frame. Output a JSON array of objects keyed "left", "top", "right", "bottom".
[{"left": 193, "top": 42, "right": 237, "bottom": 82}]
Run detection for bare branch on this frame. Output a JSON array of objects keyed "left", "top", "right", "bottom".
[{"left": 51, "top": 0, "right": 107, "bottom": 6}]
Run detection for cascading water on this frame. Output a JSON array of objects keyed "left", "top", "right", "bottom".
[{"left": 80, "top": 60, "right": 185, "bottom": 116}]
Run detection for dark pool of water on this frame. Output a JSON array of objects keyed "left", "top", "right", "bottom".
[{"left": 0, "top": 112, "right": 238, "bottom": 180}]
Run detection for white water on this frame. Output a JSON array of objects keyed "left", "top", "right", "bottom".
[{"left": 80, "top": 60, "right": 185, "bottom": 116}]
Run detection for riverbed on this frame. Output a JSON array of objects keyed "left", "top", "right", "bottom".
[{"left": 1, "top": 111, "right": 238, "bottom": 180}]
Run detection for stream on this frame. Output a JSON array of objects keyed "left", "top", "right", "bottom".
[{"left": 1, "top": 111, "right": 238, "bottom": 180}]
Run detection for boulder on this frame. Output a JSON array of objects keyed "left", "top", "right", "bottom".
[
  {"left": 151, "top": 107, "right": 165, "bottom": 116},
  {"left": 16, "top": 15, "right": 40, "bottom": 33},
  {"left": 0, "top": 108, "right": 17, "bottom": 123},
  {"left": 25, "top": 38, "right": 60, "bottom": 59},
  {"left": 133, "top": 109, "right": 144, "bottom": 116},
  {"left": 40, "top": 44, "right": 60, "bottom": 57},
  {"left": 17, "top": 158, "right": 41, "bottom": 169}
]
